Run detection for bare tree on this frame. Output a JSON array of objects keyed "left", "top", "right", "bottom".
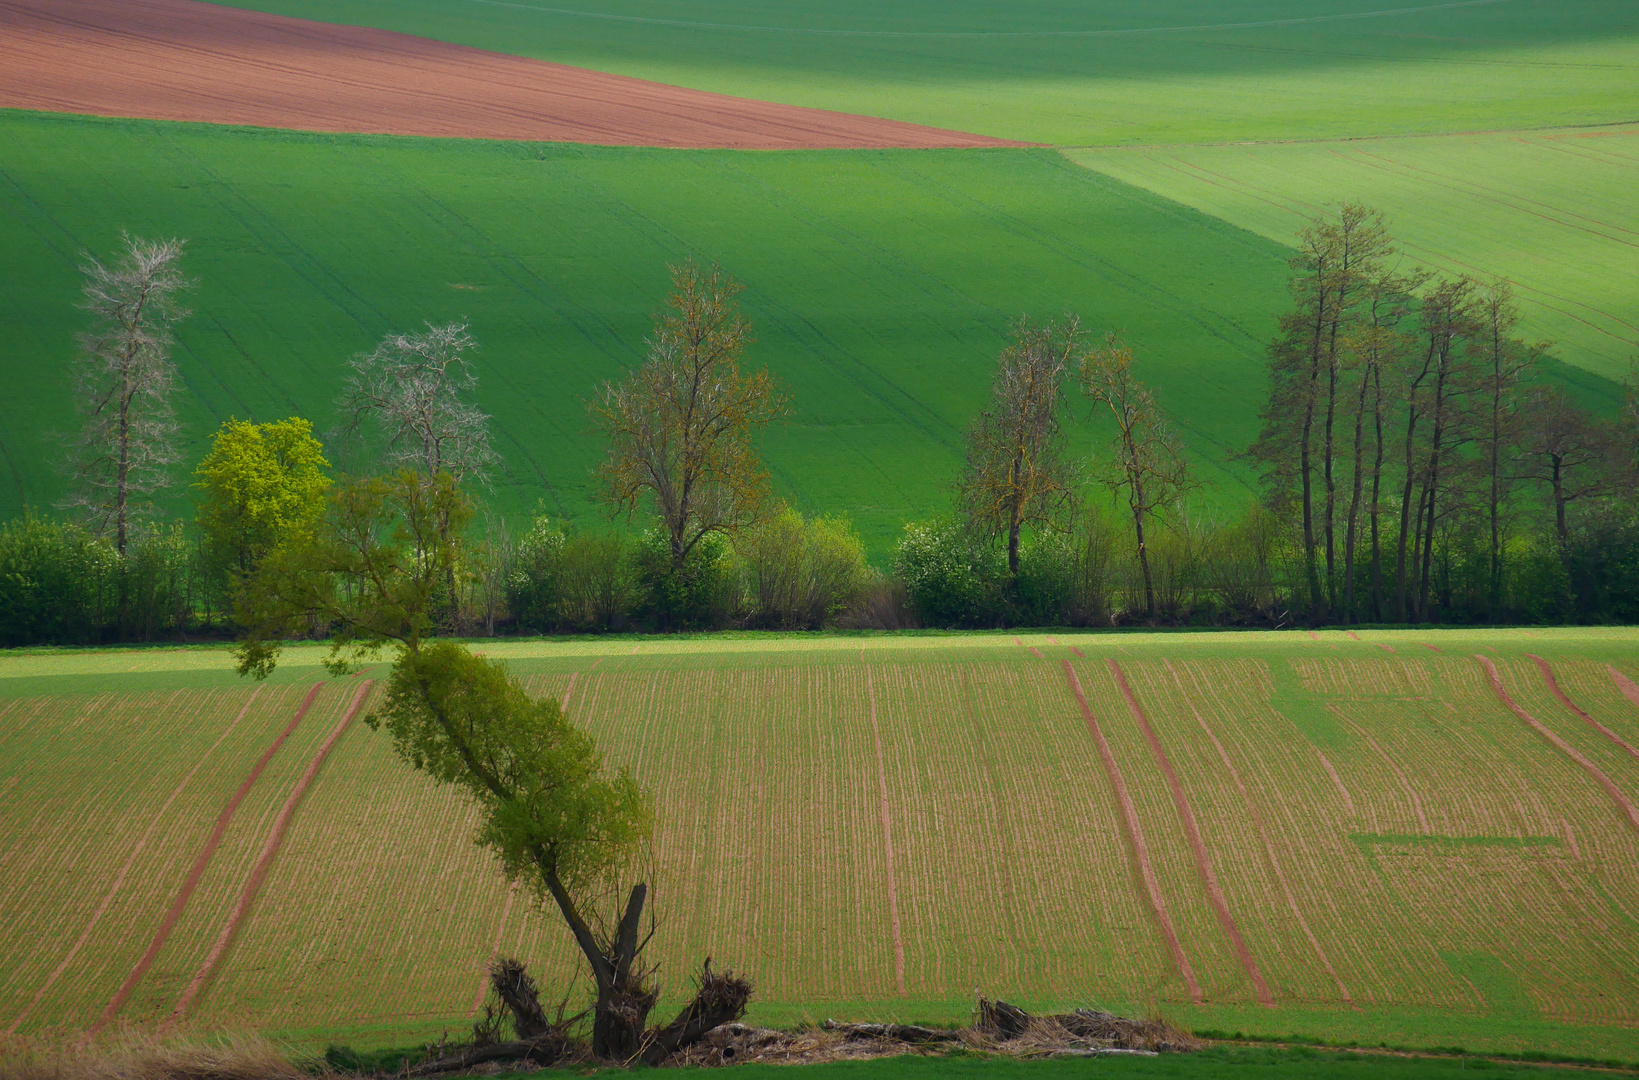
[
  {"left": 1248, "top": 205, "right": 1397, "bottom": 621},
  {"left": 1473, "top": 282, "right": 1542, "bottom": 617},
  {"left": 1514, "top": 387, "right": 1617, "bottom": 552},
  {"left": 1081, "top": 334, "right": 1194, "bottom": 620},
  {"left": 592, "top": 261, "right": 788, "bottom": 569},
  {"left": 62, "top": 233, "right": 191, "bottom": 555},
  {"left": 958, "top": 316, "right": 1081, "bottom": 581},
  {"left": 338, "top": 321, "right": 498, "bottom": 486}
]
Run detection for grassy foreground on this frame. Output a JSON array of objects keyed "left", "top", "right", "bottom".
[
  {"left": 206, "top": 0, "right": 1639, "bottom": 147},
  {"left": 3, "top": 628, "right": 1638, "bottom": 1061}
]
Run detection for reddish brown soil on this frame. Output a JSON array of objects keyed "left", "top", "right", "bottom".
[
  {"left": 1060, "top": 660, "right": 1201, "bottom": 1004},
  {"left": 170, "top": 681, "right": 372, "bottom": 1022},
  {"left": 0, "top": 0, "right": 1026, "bottom": 149},
  {"left": 1108, "top": 660, "right": 1274, "bottom": 1008},
  {"left": 1477, "top": 655, "right": 1639, "bottom": 838},
  {"left": 94, "top": 683, "right": 324, "bottom": 1031},
  {"left": 1528, "top": 654, "right": 1639, "bottom": 764}
]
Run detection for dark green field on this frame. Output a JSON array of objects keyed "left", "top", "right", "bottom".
[{"left": 0, "top": 111, "right": 1301, "bottom": 550}]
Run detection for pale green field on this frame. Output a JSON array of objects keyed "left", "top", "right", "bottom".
[
  {"left": 212, "top": 0, "right": 1639, "bottom": 147},
  {"left": 5, "top": 629, "right": 1639, "bottom": 1060},
  {"left": 1067, "top": 126, "right": 1639, "bottom": 382}
]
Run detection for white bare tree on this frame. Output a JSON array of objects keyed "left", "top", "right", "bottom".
[
  {"left": 337, "top": 321, "right": 498, "bottom": 486},
  {"left": 62, "top": 233, "right": 192, "bottom": 555}
]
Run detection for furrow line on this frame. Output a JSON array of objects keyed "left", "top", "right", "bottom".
[
  {"left": 1110, "top": 660, "right": 1273, "bottom": 1007},
  {"left": 1477, "top": 656, "right": 1639, "bottom": 839},
  {"left": 1059, "top": 660, "right": 1200, "bottom": 1003},
  {"left": 170, "top": 681, "right": 372, "bottom": 1023},
  {"left": 93, "top": 682, "right": 323, "bottom": 1031},
  {"left": 6, "top": 686, "right": 265, "bottom": 1036},
  {"left": 863, "top": 665, "right": 907, "bottom": 997},
  {"left": 1528, "top": 654, "right": 1639, "bottom": 763},
  {"left": 1164, "top": 660, "right": 1352, "bottom": 1006}
]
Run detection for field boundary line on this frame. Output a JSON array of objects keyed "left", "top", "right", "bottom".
[
  {"left": 5, "top": 687, "right": 264, "bottom": 1036},
  {"left": 1611, "top": 665, "right": 1639, "bottom": 712},
  {"left": 169, "top": 681, "right": 373, "bottom": 1023},
  {"left": 1110, "top": 660, "right": 1273, "bottom": 1007},
  {"left": 1528, "top": 655, "right": 1639, "bottom": 763},
  {"left": 864, "top": 665, "right": 907, "bottom": 997},
  {"left": 1477, "top": 656, "right": 1639, "bottom": 838},
  {"left": 1165, "top": 660, "right": 1353, "bottom": 1006},
  {"left": 1060, "top": 660, "right": 1201, "bottom": 1003},
  {"left": 92, "top": 682, "right": 323, "bottom": 1031}
]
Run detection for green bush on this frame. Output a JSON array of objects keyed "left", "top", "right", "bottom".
[
  {"left": 893, "top": 519, "right": 1004, "bottom": 627},
  {"left": 633, "top": 529, "right": 741, "bottom": 630},
  {"left": 739, "top": 509, "right": 873, "bottom": 629}
]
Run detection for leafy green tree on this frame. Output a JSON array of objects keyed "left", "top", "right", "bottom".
[
  {"left": 194, "top": 417, "right": 329, "bottom": 584},
  {"left": 234, "top": 470, "right": 662, "bottom": 1059}
]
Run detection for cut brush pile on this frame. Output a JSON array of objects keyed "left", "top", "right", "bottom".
[{"left": 666, "top": 998, "right": 1203, "bottom": 1068}]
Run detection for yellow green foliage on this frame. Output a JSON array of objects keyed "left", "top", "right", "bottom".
[{"left": 193, "top": 417, "right": 329, "bottom": 576}]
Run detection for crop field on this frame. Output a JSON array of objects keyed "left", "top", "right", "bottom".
[
  {"left": 4, "top": 628, "right": 1639, "bottom": 1059},
  {"left": 205, "top": 0, "right": 1638, "bottom": 147},
  {"left": 1068, "top": 126, "right": 1639, "bottom": 382},
  {"left": 0, "top": 109, "right": 1309, "bottom": 549}
]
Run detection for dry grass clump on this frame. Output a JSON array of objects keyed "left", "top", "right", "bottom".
[{"left": 0, "top": 1029, "right": 315, "bottom": 1080}]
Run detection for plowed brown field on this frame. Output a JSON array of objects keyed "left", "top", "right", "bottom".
[{"left": 0, "top": 0, "right": 1024, "bottom": 149}]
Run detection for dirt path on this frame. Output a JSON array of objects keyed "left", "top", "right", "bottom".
[
  {"left": 0, "top": 0, "right": 1025, "bottom": 149},
  {"left": 93, "top": 683, "right": 324, "bottom": 1031}
]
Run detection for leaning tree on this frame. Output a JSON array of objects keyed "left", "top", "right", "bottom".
[{"left": 235, "top": 469, "right": 745, "bottom": 1061}]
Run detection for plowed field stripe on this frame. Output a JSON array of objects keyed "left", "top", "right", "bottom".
[
  {"left": 1165, "top": 661, "right": 1351, "bottom": 1005},
  {"left": 1478, "top": 656, "right": 1639, "bottom": 838},
  {"left": 864, "top": 665, "right": 907, "bottom": 997},
  {"left": 93, "top": 682, "right": 322, "bottom": 1031},
  {"left": 1612, "top": 665, "right": 1639, "bottom": 711},
  {"left": 170, "top": 681, "right": 372, "bottom": 1022},
  {"left": 1110, "top": 660, "right": 1273, "bottom": 1007},
  {"left": 6, "top": 686, "right": 264, "bottom": 1036},
  {"left": 1060, "top": 660, "right": 1201, "bottom": 1003},
  {"left": 1528, "top": 655, "right": 1639, "bottom": 764}
]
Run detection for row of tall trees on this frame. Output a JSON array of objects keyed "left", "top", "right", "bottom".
[{"left": 1249, "top": 205, "right": 1636, "bottom": 625}]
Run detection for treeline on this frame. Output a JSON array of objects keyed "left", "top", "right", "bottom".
[{"left": 4, "top": 212, "right": 1637, "bottom": 646}]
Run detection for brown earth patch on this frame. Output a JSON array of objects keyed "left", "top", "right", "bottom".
[{"left": 0, "top": 0, "right": 1028, "bottom": 149}]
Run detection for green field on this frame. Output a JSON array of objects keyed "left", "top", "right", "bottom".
[
  {"left": 208, "top": 0, "right": 1639, "bottom": 147},
  {"left": 0, "top": 110, "right": 1306, "bottom": 549},
  {"left": 1069, "top": 126, "right": 1639, "bottom": 381},
  {"left": 4, "top": 629, "right": 1639, "bottom": 1060}
]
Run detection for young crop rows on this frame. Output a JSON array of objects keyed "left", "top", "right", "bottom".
[{"left": 3, "top": 633, "right": 1638, "bottom": 1044}]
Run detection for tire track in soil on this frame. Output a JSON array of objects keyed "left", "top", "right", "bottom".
[
  {"left": 1164, "top": 659, "right": 1352, "bottom": 1006},
  {"left": 1527, "top": 654, "right": 1639, "bottom": 764},
  {"left": 1059, "top": 660, "right": 1201, "bottom": 1003},
  {"left": 1109, "top": 660, "right": 1274, "bottom": 1007},
  {"left": 92, "top": 682, "right": 323, "bottom": 1031},
  {"left": 1477, "top": 656, "right": 1639, "bottom": 839},
  {"left": 169, "top": 681, "right": 373, "bottom": 1023},
  {"left": 1612, "top": 665, "right": 1639, "bottom": 712},
  {"left": 863, "top": 665, "right": 907, "bottom": 997},
  {"left": 5, "top": 686, "right": 265, "bottom": 1036}
]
